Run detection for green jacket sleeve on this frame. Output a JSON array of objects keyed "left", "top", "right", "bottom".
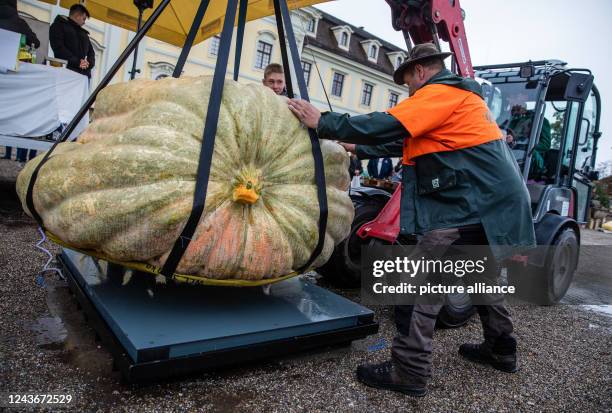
[
  {"left": 317, "top": 111, "right": 408, "bottom": 144},
  {"left": 535, "top": 117, "right": 551, "bottom": 152},
  {"left": 355, "top": 139, "right": 404, "bottom": 159}
]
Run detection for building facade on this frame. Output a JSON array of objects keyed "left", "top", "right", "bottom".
[{"left": 17, "top": 0, "right": 409, "bottom": 119}]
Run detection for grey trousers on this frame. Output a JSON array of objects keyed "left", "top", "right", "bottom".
[{"left": 391, "top": 225, "right": 516, "bottom": 379}]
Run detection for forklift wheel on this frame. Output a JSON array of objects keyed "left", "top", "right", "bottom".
[
  {"left": 318, "top": 197, "right": 387, "bottom": 288},
  {"left": 436, "top": 292, "right": 476, "bottom": 328},
  {"left": 509, "top": 226, "right": 579, "bottom": 305},
  {"left": 541, "top": 227, "right": 579, "bottom": 304}
]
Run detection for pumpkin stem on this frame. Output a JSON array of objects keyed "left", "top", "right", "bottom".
[{"left": 233, "top": 183, "right": 259, "bottom": 205}]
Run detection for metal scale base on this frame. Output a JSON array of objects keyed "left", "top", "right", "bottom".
[{"left": 58, "top": 248, "right": 378, "bottom": 383}]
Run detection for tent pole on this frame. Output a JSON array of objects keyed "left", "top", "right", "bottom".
[
  {"left": 173, "top": 0, "right": 211, "bottom": 77},
  {"left": 129, "top": 4, "right": 145, "bottom": 79},
  {"left": 233, "top": 0, "right": 248, "bottom": 81}
]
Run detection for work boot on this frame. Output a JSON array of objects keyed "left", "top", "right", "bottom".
[
  {"left": 356, "top": 360, "right": 428, "bottom": 397},
  {"left": 459, "top": 342, "right": 518, "bottom": 373}
]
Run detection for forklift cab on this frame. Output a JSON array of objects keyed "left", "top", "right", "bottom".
[
  {"left": 476, "top": 61, "right": 601, "bottom": 225},
  {"left": 476, "top": 61, "right": 602, "bottom": 303}
]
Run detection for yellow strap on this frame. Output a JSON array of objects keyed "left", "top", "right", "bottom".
[{"left": 47, "top": 232, "right": 301, "bottom": 287}]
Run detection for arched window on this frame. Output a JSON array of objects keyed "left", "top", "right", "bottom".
[
  {"left": 340, "top": 32, "right": 348, "bottom": 47},
  {"left": 148, "top": 61, "right": 175, "bottom": 80},
  {"left": 396, "top": 56, "right": 403, "bottom": 69},
  {"left": 369, "top": 45, "right": 377, "bottom": 59},
  {"left": 332, "top": 26, "right": 352, "bottom": 50},
  {"left": 307, "top": 18, "right": 316, "bottom": 33}
]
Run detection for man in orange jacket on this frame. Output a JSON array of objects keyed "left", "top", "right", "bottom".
[{"left": 288, "top": 43, "right": 535, "bottom": 397}]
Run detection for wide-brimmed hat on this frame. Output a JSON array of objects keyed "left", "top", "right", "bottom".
[{"left": 393, "top": 43, "right": 452, "bottom": 85}]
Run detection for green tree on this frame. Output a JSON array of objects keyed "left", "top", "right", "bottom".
[
  {"left": 550, "top": 109, "right": 564, "bottom": 149},
  {"left": 594, "top": 183, "right": 610, "bottom": 209}
]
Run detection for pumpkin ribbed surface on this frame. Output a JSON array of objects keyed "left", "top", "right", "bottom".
[{"left": 16, "top": 76, "right": 354, "bottom": 280}]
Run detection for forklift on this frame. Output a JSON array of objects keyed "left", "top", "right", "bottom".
[{"left": 318, "top": 0, "right": 602, "bottom": 326}]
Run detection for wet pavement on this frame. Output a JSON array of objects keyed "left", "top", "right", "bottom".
[
  {"left": 562, "top": 230, "right": 612, "bottom": 307},
  {"left": 1, "top": 159, "right": 611, "bottom": 412}
]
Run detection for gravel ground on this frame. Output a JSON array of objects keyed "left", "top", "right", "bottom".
[{"left": 1, "top": 158, "right": 611, "bottom": 412}]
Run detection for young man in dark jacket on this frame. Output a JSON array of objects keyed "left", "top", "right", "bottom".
[{"left": 49, "top": 3, "right": 95, "bottom": 78}]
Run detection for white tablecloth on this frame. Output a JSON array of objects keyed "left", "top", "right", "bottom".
[{"left": 0, "top": 62, "right": 89, "bottom": 140}]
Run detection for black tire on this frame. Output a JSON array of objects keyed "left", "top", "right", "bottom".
[
  {"left": 318, "top": 197, "right": 386, "bottom": 287},
  {"left": 436, "top": 291, "right": 476, "bottom": 328},
  {"left": 358, "top": 236, "right": 475, "bottom": 328},
  {"left": 320, "top": 196, "right": 475, "bottom": 327},
  {"left": 541, "top": 227, "right": 579, "bottom": 304},
  {"left": 509, "top": 226, "right": 579, "bottom": 305},
  {"left": 366, "top": 238, "right": 474, "bottom": 329}
]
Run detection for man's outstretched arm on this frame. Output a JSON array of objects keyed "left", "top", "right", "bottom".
[
  {"left": 287, "top": 99, "right": 407, "bottom": 145},
  {"left": 356, "top": 139, "right": 404, "bottom": 159},
  {"left": 317, "top": 112, "right": 406, "bottom": 144},
  {"left": 339, "top": 140, "right": 404, "bottom": 159}
]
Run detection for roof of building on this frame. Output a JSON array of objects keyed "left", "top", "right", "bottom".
[
  {"left": 304, "top": 8, "right": 407, "bottom": 77},
  {"left": 597, "top": 175, "right": 612, "bottom": 185}
]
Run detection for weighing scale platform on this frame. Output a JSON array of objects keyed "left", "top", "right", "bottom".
[{"left": 58, "top": 248, "right": 378, "bottom": 383}]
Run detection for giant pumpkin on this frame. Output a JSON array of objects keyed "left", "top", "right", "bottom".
[{"left": 16, "top": 76, "right": 354, "bottom": 281}]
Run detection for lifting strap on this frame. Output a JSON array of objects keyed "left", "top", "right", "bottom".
[
  {"left": 273, "top": 0, "right": 328, "bottom": 272},
  {"left": 233, "top": 0, "right": 248, "bottom": 81},
  {"left": 160, "top": 0, "right": 240, "bottom": 277}
]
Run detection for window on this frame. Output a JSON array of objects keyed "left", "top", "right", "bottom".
[
  {"left": 361, "top": 83, "right": 373, "bottom": 106},
  {"left": 340, "top": 32, "right": 348, "bottom": 47},
  {"left": 575, "top": 91, "right": 598, "bottom": 172},
  {"left": 301, "top": 61, "right": 312, "bottom": 86},
  {"left": 332, "top": 26, "right": 352, "bottom": 50},
  {"left": 88, "top": 38, "right": 105, "bottom": 87},
  {"left": 209, "top": 35, "right": 220, "bottom": 56},
  {"left": 307, "top": 18, "right": 316, "bottom": 33},
  {"left": 369, "top": 45, "right": 377, "bottom": 59},
  {"left": 395, "top": 56, "right": 403, "bottom": 69},
  {"left": 255, "top": 40, "right": 272, "bottom": 69},
  {"left": 148, "top": 61, "right": 175, "bottom": 81},
  {"left": 331, "top": 72, "right": 345, "bottom": 97},
  {"left": 574, "top": 92, "right": 599, "bottom": 221},
  {"left": 388, "top": 92, "right": 399, "bottom": 108},
  {"left": 560, "top": 101, "right": 580, "bottom": 173}
]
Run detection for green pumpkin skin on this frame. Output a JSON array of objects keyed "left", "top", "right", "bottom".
[{"left": 16, "top": 76, "right": 354, "bottom": 280}]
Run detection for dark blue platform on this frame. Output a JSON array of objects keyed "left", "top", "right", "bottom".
[{"left": 58, "top": 248, "right": 378, "bottom": 382}]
